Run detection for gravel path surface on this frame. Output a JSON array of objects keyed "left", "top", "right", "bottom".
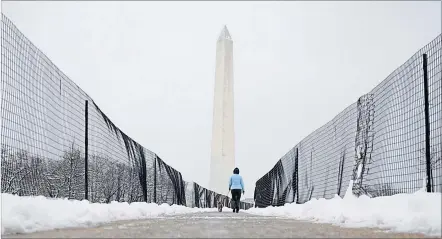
[{"left": 4, "top": 211, "right": 437, "bottom": 238}]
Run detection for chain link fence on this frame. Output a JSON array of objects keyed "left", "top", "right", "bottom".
[
  {"left": 0, "top": 14, "right": 253, "bottom": 209},
  {"left": 254, "top": 34, "right": 441, "bottom": 207}
]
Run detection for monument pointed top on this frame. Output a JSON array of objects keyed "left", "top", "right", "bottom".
[{"left": 218, "top": 25, "right": 232, "bottom": 41}]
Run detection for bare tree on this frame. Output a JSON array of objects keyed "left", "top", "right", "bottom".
[
  {"left": 88, "top": 155, "right": 126, "bottom": 203},
  {"left": 1, "top": 150, "right": 32, "bottom": 196},
  {"left": 420, "top": 146, "right": 441, "bottom": 192},
  {"left": 44, "top": 143, "right": 85, "bottom": 199},
  {"left": 1, "top": 148, "right": 50, "bottom": 197}
]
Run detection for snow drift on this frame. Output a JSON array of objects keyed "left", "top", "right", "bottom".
[
  {"left": 1, "top": 193, "right": 216, "bottom": 235},
  {"left": 245, "top": 181, "right": 441, "bottom": 237},
  {"left": 2, "top": 181, "right": 440, "bottom": 237}
]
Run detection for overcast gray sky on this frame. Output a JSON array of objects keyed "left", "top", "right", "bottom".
[{"left": 2, "top": 1, "right": 440, "bottom": 198}]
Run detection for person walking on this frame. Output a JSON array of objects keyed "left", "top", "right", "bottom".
[{"left": 229, "top": 167, "right": 244, "bottom": 213}]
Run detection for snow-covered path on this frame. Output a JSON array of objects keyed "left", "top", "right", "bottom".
[
  {"left": 3, "top": 211, "right": 437, "bottom": 238},
  {"left": 2, "top": 184, "right": 441, "bottom": 238}
]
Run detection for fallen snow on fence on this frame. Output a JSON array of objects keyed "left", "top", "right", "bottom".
[
  {"left": 1, "top": 193, "right": 216, "bottom": 235},
  {"left": 245, "top": 182, "right": 441, "bottom": 237}
]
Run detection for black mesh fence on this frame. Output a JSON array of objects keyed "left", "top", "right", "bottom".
[
  {"left": 254, "top": 34, "right": 442, "bottom": 208},
  {"left": 187, "top": 182, "right": 252, "bottom": 210},
  {"left": 0, "top": 14, "right": 253, "bottom": 209}
]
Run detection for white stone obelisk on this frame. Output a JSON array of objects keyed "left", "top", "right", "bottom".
[{"left": 209, "top": 26, "right": 235, "bottom": 194}]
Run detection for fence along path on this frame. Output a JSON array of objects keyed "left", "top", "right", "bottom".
[
  {"left": 0, "top": 14, "right": 253, "bottom": 210},
  {"left": 254, "top": 34, "right": 441, "bottom": 207}
]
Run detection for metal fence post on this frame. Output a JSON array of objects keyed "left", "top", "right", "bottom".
[
  {"left": 337, "top": 151, "right": 345, "bottom": 197},
  {"left": 153, "top": 156, "right": 157, "bottom": 203},
  {"left": 85, "top": 100, "right": 89, "bottom": 200},
  {"left": 294, "top": 148, "right": 299, "bottom": 204},
  {"left": 423, "top": 53, "right": 432, "bottom": 193}
]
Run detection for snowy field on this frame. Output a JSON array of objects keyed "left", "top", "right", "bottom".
[
  {"left": 245, "top": 181, "right": 441, "bottom": 237},
  {"left": 1, "top": 193, "right": 217, "bottom": 235}
]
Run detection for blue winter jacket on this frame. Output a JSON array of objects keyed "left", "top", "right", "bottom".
[{"left": 229, "top": 174, "right": 245, "bottom": 191}]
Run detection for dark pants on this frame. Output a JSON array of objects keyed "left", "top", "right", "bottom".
[{"left": 231, "top": 189, "right": 242, "bottom": 211}]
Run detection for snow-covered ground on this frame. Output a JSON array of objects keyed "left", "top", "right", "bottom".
[
  {"left": 245, "top": 181, "right": 441, "bottom": 237},
  {"left": 2, "top": 181, "right": 440, "bottom": 237},
  {"left": 1, "top": 193, "right": 216, "bottom": 235}
]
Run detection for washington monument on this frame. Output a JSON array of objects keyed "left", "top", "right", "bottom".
[{"left": 209, "top": 26, "right": 235, "bottom": 194}]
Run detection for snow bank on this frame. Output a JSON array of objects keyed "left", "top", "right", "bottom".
[
  {"left": 1, "top": 193, "right": 216, "bottom": 235},
  {"left": 245, "top": 182, "right": 441, "bottom": 237}
]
